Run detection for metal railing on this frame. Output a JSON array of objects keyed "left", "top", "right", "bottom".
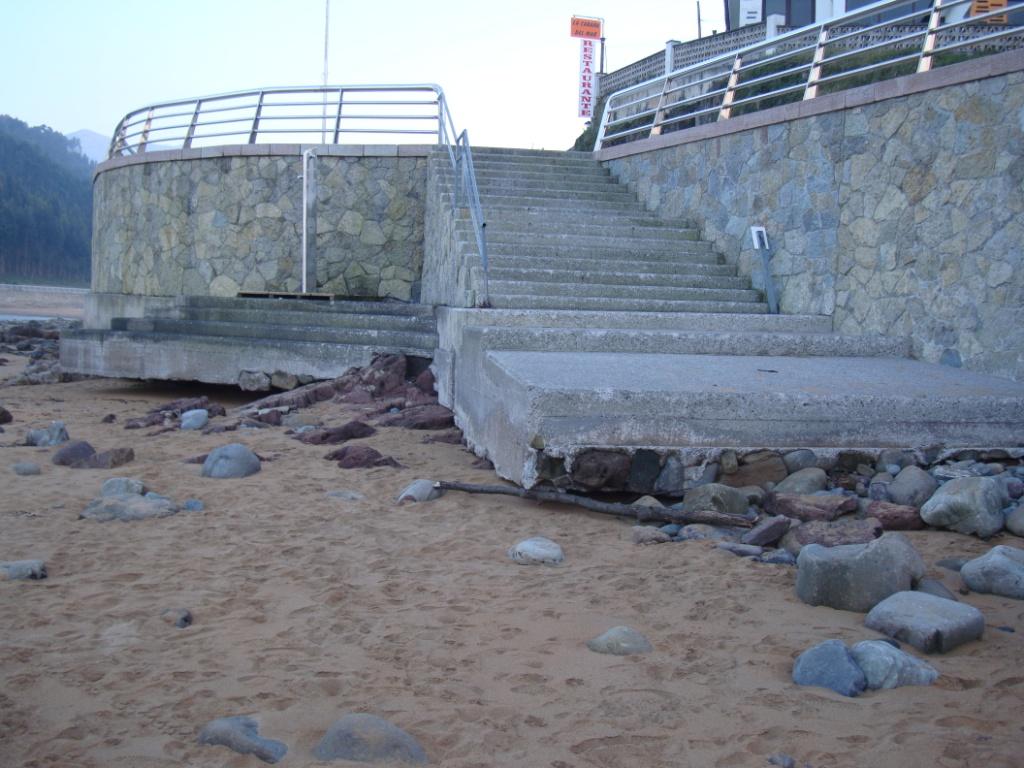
[
  {"left": 595, "top": 0, "right": 1024, "bottom": 149},
  {"left": 107, "top": 84, "right": 451, "bottom": 158},
  {"left": 106, "top": 83, "right": 489, "bottom": 305},
  {"left": 436, "top": 95, "right": 490, "bottom": 307}
]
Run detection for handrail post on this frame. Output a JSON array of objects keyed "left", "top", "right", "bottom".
[
  {"left": 332, "top": 88, "right": 344, "bottom": 143},
  {"left": 248, "top": 91, "right": 265, "bottom": 144},
  {"left": 183, "top": 100, "right": 203, "bottom": 149},
  {"left": 301, "top": 149, "right": 318, "bottom": 294},
  {"left": 138, "top": 109, "right": 154, "bottom": 153},
  {"left": 718, "top": 54, "right": 744, "bottom": 121},
  {"left": 805, "top": 27, "right": 831, "bottom": 99},
  {"left": 918, "top": 0, "right": 944, "bottom": 73}
]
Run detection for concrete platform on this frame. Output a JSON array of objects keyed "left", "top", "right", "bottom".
[{"left": 455, "top": 350, "right": 1024, "bottom": 487}]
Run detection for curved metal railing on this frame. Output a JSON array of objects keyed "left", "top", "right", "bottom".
[
  {"left": 596, "top": 0, "right": 1024, "bottom": 149},
  {"left": 107, "top": 83, "right": 489, "bottom": 304},
  {"left": 108, "top": 84, "right": 449, "bottom": 158}
]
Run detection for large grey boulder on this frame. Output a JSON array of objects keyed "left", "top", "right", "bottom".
[
  {"left": 741, "top": 515, "right": 791, "bottom": 547},
  {"left": 12, "top": 462, "right": 41, "bottom": 476},
  {"left": 920, "top": 476, "right": 1004, "bottom": 537},
  {"left": 850, "top": 640, "right": 939, "bottom": 689},
  {"left": 396, "top": 479, "right": 443, "bottom": 504},
  {"left": 198, "top": 715, "right": 287, "bottom": 764},
  {"left": 796, "top": 533, "right": 925, "bottom": 612},
  {"left": 80, "top": 494, "right": 178, "bottom": 522},
  {"left": 180, "top": 408, "right": 209, "bottom": 431},
  {"left": 680, "top": 483, "right": 749, "bottom": 517},
  {"left": 312, "top": 713, "right": 428, "bottom": 764},
  {"left": 101, "top": 477, "right": 146, "bottom": 497},
  {"left": 774, "top": 467, "right": 828, "bottom": 495},
  {"left": 791, "top": 639, "right": 866, "bottom": 697},
  {"left": 888, "top": 466, "right": 938, "bottom": 508},
  {"left": 960, "top": 545, "right": 1024, "bottom": 599},
  {"left": 201, "top": 443, "right": 261, "bottom": 479},
  {"left": 1005, "top": 504, "right": 1024, "bottom": 537},
  {"left": 864, "top": 591, "right": 984, "bottom": 653},
  {"left": 586, "top": 626, "right": 653, "bottom": 655}
]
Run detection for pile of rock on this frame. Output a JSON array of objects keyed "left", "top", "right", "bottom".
[
  {"left": 79, "top": 477, "right": 203, "bottom": 522},
  {"left": 623, "top": 447, "right": 1022, "bottom": 557},
  {"left": 792, "top": 638, "right": 938, "bottom": 697},
  {"left": 0, "top": 318, "right": 84, "bottom": 386},
  {"left": 123, "top": 396, "right": 226, "bottom": 431}
]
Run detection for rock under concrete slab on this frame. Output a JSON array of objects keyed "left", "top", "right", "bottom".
[
  {"left": 920, "top": 476, "right": 1004, "bottom": 538},
  {"left": 680, "top": 483, "right": 749, "bottom": 517},
  {"left": 864, "top": 591, "right": 984, "bottom": 653},
  {"left": 774, "top": 467, "right": 828, "bottom": 495}
]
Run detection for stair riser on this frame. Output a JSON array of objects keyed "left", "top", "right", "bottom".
[
  {"left": 481, "top": 243, "right": 718, "bottom": 261},
  {"left": 487, "top": 296, "right": 770, "bottom": 313},
  {"left": 488, "top": 281, "right": 762, "bottom": 303},
  {"left": 488, "top": 255, "right": 732, "bottom": 275},
  {"left": 120, "top": 319, "right": 437, "bottom": 349},
  {"left": 179, "top": 308, "right": 435, "bottom": 332},
  {"left": 487, "top": 269, "right": 749, "bottom": 290},
  {"left": 182, "top": 296, "right": 433, "bottom": 318},
  {"left": 465, "top": 222, "right": 703, "bottom": 242}
]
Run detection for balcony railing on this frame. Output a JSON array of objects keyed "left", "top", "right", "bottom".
[{"left": 595, "top": 0, "right": 1024, "bottom": 150}]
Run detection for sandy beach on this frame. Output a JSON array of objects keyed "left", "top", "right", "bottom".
[{"left": 2, "top": 350, "right": 1023, "bottom": 768}]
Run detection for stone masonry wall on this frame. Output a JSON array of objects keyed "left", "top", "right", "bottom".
[
  {"left": 604, "top": 56, "right": 1024, "bottom": 381},
  {"left": 92, "top": 147, "right": 427, "bottom": 301}
]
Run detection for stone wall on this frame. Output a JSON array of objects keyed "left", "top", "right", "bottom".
[
  {"left": 92, "top": 146, "right": 428, "bottom": 302},
  {"left": 602, "top": 52, "right": 1024, "bottom": 381}
]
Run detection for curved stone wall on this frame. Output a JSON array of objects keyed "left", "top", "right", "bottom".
[{"left": 92, "top": 146, "right": 429, "bottom": 301}]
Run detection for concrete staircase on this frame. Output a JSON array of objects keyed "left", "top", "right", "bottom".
[
  {"left": 61, "top": 296, "right": 436, "bottom": 387},
  {"left": 437, "top": 148, "right": 1024, "bottom": 490}
]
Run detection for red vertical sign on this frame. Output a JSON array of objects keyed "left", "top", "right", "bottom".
[{"left": 578, "top": 39, "right": 596, "bottom": 118}]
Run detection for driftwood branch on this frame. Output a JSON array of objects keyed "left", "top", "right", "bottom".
[{"left": 435, "top": 481, "right": 752, "bottom": 528}]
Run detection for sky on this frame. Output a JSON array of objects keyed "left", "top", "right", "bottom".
[{"left": 0, "top": 0, "right": 726, "bottom": 151}]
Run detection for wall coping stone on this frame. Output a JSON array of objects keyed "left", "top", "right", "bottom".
[
  {"left": 595, "top": 48, "right": 1024, "bottom": 161},
  {"left": 94, "top": 143, "right": 434, "bottom": 179}
]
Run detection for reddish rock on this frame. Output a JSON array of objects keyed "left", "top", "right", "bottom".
[
  {"left": 766, "top": 493, "right": 858, "bottom": 522},
  {"left": 719, "top": 455, "right": 788, "bottom": 489},
  {"left": 0, "top": 406, "right": 12, "bottom": 424},
  {"left": 298, "top": 420, "right": 377, "bottom": 445},
  {"left": 865, "top": 500, "right": 925, "bottom": 530},
  {"left": 313, "top": 383, "right": 337, "bottom": 402},
  {"left": 377, "top": 404, "right": 454, "bottom": 430},
  {"left": 780, "top": 517, "right": 883, "bottom": 554},
  {"left": 125, "top": 413, "right": 166, "bottom": 430},
  {"left": 360, "top": 354, "right": 407, "bottom": 397},
  {"left": 327, "top": 445, "right": 401, "bottom": 469},
  {"left": 414, "top": 368, "right": 436, "bottom": 394},
  {"left": 52, "top": 441, "right": 97, "bottom": 466},
  {"left": 472, "top": 456, "right": 494, "bottom": 470},
  {"left": 741, "top": 515, "right": 793, "bottom": 547},
  {"left": 404, "top": 384, "right": 437, "bottom": 407},
  {"left": 336, "top": 387, "right": 374, "bottom": 404},
  {"left": 101, "top": 413, "right": 117, "bottom": 424},
  {"left": 571, "top": 450, "right": 631, "bottom": 490},
  {"left": 251, "top": 409, "right": 283, "bottom": 426},
  {"left": 183, "top": 453, "right": 209, "bottom": 464}
]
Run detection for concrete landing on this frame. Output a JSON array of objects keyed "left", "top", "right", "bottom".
[{"left": 458, "top": 350, "right": 1024, "bottom": 488}]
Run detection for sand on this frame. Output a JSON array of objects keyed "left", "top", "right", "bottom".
[{"left": 1, "top": 355, "right": 1023, "bottom": 768}]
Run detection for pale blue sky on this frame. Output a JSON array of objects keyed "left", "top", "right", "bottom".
[{"left": 0, "top": 0, "right": 724, "bottom": 149}]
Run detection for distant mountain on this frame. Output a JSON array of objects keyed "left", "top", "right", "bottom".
[
  {"left": 0, "top": 116, "right": 93, "bottom": 285},
  {"left": 70, "top": 129, "right": 110, "bottom": 163}
]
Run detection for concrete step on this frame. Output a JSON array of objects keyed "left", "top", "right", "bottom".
[
  {"left": 61, "top": 328, "right": 431, "bottom": 387},
  {"left": 463, "top": 220, "right": 704, "bottom": 242},
  {"left": 488, "top": 279, "right": 762, "bottom": 304},
  {"left": 181, "top": 295, "right": 434, "bottom": 318},
  {"left": 462, "top": 325, "right": 909, "bottom": 358},
  {"left": 470, "top": 147, "right": 594, "bottom": 161},
  {"left": 477, "top": 187, "right": 635, "bottom": 204},
  {"left": 454, "top": 350, "right": 1024, "bottom": 487},
  {"left": 473, "top": 193, "right": 647, "bottom": 212},
  {"left": 464, "top": 208, "right": 687, "bottom": 229},
  {"left": 480, "top": 231, "right": 707, "bottom": 251},
  {"left": 178, "top": 306, "right": 436, "bottom": 332},
  {"left": 487, "top": 266, "right": 750, "bottom": 290},
  {"left": 486, "top": 295, "right": 771, "bottom": 313},
  {"left": 482, "top": 242, "right": 717, "bottom": 261},
  {"left": 468, "top": 149, "right": 601, "bottom": 167},
  {"left": 437, "top": 307, "right": 835, "bottom": 334},
  {"left": 469, "top": 165, "right": 613, "bottom": 182},
  {"left": 114, "top": 318, "right": 437, "bottom": 351},
  {"left": 473, "top": 175, "right": 622, "bottom": 194},
  {"left": 487, "top": 254, "right": 734, "bottom": 275}
]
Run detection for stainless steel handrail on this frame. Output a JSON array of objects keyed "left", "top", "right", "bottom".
[
  {"left": 436, "top": 93, "right": 489, "bottom": 307},
  {"left": 107, "top": 84, "right": 449, "bottom": 157},
  {"left": 596, "top": 0, "right": 1023, "bottom": 149}
]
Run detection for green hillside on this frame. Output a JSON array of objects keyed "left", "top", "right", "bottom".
[{"left": 0, "top": 115, "right": 93, "bottom": 286}]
